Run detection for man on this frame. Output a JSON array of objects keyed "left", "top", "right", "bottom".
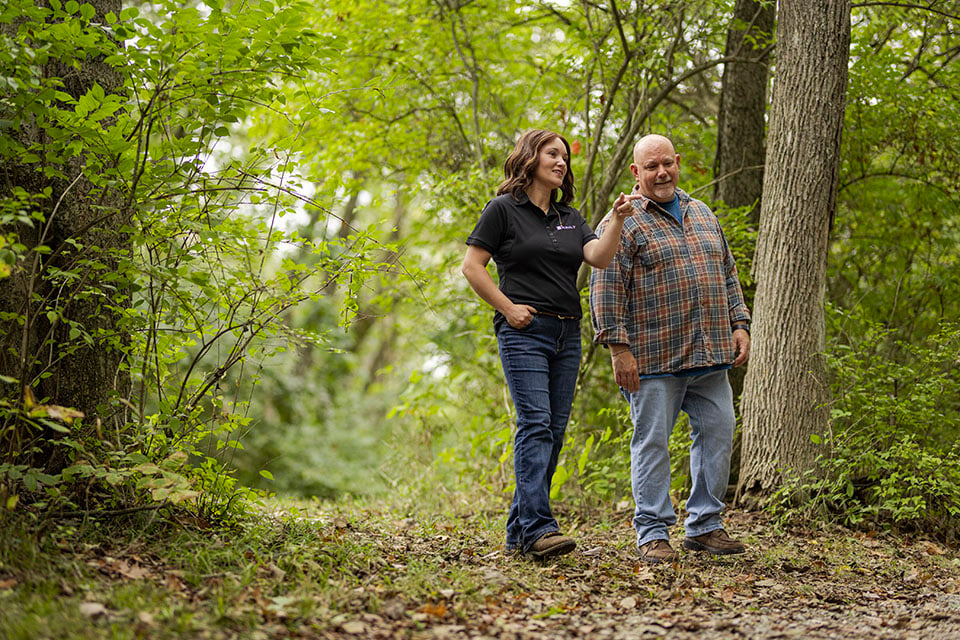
[{"left": 589, "top": 134, "right": 751, "bottom": 564}]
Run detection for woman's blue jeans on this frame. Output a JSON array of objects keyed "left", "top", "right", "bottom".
[{"left": 497, "top": 315, "right": 581, "bottom": 553}]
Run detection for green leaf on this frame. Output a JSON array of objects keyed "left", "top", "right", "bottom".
[
  {"left": 133, "top": 463, "right": 161, "bottom": 475},
  {"left": 259, "top": 469, "right": 274, "bottom": 480},
  {"left": 40, "top": 419, "right": 71, "bottom": 433}
]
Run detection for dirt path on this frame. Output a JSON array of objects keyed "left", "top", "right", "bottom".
[
  {"left": 318, "top": 509, "right": 960, "bottom": 639},
  {"left": 6, "top": 501, "right": 958, "bottom": 639}
]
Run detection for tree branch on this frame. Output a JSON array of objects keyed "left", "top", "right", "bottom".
[{"left": 852, "top": 2, "right": 960, "bottom": 20}]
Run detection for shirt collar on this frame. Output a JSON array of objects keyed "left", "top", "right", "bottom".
[
  {"left": 513, "top": 190, "right": 562, "bottom": 217},
  {"left": 630, "top": 185, "right": 689, "bottom": 212}
]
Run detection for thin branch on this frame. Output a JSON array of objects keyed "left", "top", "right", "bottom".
[{"left": 852, "top": 2, "right": 960, "bottom": 20}]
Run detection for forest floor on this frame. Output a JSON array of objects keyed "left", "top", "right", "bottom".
[{"left": 2, "top": 490, "right": 959, "bottom": 639}]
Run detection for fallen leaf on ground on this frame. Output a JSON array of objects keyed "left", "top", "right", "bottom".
[
  {"left": 419, "top": 602, "right": 447, "bottom": 618},
  {"left": 79, "top": 602, "right": 107, "bottom": 617},
  {"left": 341, "top": 620, "right": 366, "bottom": 634},
  {"left": 114, "top": 559, "right": 150, "bottom": 580}
]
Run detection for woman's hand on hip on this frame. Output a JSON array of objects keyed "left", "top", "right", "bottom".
[{"left": 504, "top": 303, "right": 537, "bottom": 329}]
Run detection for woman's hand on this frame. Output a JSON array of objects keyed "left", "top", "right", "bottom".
[
  {"left": 504, "top": 303, "right": 537, "bottom": 329},
  {"left": 462, "top": 246, "right": 538, "bottom": 327},
  {"left": 582, "top": 192, "right": 640, "bottom": 269}
]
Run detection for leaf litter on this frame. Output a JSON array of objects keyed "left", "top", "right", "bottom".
[{"left": 3, "top": 504, "right": 960, "bottom": 639}]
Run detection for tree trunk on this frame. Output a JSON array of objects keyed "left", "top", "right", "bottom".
[
  {"left": 0, "top": 0, "right": 129, "bottom": 468},
  {"left": 714, "top": 0, "right": 775, "bottom": 223},
  {"left": 737, "top": 0, "right": 850, "bottom": 500},
  {"left": 713, "top": 0, "right": 775, "bottom": 485}
]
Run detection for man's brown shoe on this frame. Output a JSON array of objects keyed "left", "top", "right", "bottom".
[
  {"left": 639, "top": 539, "right": 679, "bottom": 564},
  {"left": 683, "top": 529, "right": 745, "bottom": 555},
  {"left": 527, "top": 532, "right": 576, "bottom": 559}
]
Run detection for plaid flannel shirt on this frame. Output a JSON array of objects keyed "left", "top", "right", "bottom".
[{"left": 589, "top": 188, "right": 750, "bottom": 375}]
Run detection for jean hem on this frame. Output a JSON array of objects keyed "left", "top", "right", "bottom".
[
  {"left": 685, "top": 523, "right": 724, "bottom": 538},
  {"left": 637, "top": 534, "right": 670, "bottom": 548}
]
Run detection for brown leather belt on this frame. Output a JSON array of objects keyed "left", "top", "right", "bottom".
[{"left": 536, "top": 311, "right": 578, "bottom": 320}]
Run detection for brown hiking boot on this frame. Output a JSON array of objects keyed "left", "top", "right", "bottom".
[
  {"left": 638, "top": 539, "right": 679, "bottom": 564},
  {"left": 527, "top": 532, "right": 576, "bottom": 559},
  {"left": 683, "top": 529, "right": 746, "bottom": 555}
]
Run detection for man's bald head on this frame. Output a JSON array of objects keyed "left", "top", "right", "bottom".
[
  {"left": 630, "top": 135, "right": 680, "bottom": 203},
  {"left": 633, "top": 135, "right": 676, "bottom": 163}
]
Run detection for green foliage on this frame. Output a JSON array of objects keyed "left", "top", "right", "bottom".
[
  {"left": 0, "top": 0, "right": 407, "bottom": 520},
  {"left": 835, "top": 6, "right": 960, "bottom": 341},
  {"left": 771, "top": 311, "right": 960, "bottom": 540}
]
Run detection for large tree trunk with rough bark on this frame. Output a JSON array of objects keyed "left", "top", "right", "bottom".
[
  {"left": 714, "top": 0, "right": 775, "bottom": 222},
  {"left": 737, "top": 0, "right": 851, "bottom": 500},
  {"left": 0, "top": 0, "right": 130, "bottom": 468},
  {"left": 714, "top": 0, "right": 775, "bottom": 489}
]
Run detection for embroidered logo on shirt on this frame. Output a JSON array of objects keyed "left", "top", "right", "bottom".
[{"left": 556, "top": 224, "right": 576, "bottom": 230}]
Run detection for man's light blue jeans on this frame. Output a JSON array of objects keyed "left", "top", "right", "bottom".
[
  {"left": 623, "top": 369, "right": 735, "bottom": 548},
  {"left": 497, "top": 315, "right": 581, "bottom": 553}
]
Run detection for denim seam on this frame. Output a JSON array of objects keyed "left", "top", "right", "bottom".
[
  {"left": 637, "top": 533, "right": 670, "bottom": 548},
  {"left": 685, "top": 524, "right": 723, "bottom": 538}
]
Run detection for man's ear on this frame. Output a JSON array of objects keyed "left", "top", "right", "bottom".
[{"left": 629, "top": 163, "right": 640, "bottom": 180}]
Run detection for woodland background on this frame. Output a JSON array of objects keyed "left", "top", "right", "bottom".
[{"left": 2, "top": 0, "right": 960, "bottom": 541}]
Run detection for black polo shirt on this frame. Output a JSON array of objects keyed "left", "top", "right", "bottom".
[{"left": 466, "top": 192, "right": 597, "bottom": 332}]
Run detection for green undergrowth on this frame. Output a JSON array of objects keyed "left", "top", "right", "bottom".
[{"left": 0, "top": 489, "right": 513, "bottom": 639}]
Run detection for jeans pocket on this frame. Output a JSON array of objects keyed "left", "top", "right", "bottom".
[{"left": 507, "top": 314, "right": 538, "bottom": 331}]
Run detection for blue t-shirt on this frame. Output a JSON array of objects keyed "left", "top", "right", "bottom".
[{"left": 656, "top": 193, "right": 683, "bottom": 224}]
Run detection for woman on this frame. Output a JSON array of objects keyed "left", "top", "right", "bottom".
[{"left": 462, "top": 129, "right": 634, "bottom": 558}]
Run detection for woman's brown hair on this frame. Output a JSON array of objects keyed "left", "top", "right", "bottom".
[{"left": 497, "top": 130, "right": 576, "bottom": 205}]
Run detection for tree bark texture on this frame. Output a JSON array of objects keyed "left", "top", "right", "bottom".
[
  {"left": 0, "top": 0, "right": 130, "bottom": 465},
  {"left": 714, "top": 0, "right": 775, "bottom": 484},
  {"left": 737, "top": 0, "right": 851, "bottom": 499},
  {"left": 714, "top": 0, "right": 775, "bottom": 221}
]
